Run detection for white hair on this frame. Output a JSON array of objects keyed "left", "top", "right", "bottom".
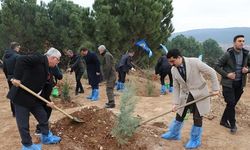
[
  {"left": 98, "top": 45, "right": 106, "bottom": 50},
  {"left": 45, "top": 47, "right": 61, "bottom": 58}
]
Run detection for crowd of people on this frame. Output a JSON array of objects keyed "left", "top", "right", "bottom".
[{"left": 1, "top": 34, "right": 250, "bottom": 149}]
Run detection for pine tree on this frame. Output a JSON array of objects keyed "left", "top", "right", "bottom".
[{"left": 112, "top": 82, "right": 140, "bottom": 144}]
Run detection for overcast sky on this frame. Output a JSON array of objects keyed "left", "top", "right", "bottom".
[{"left": 40, "top": 0, "right": 250, "bottom": 32}]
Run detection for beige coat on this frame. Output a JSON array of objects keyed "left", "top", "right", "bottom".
[{"left": 171, "top": 57, "right": 220, "bottom": 116}]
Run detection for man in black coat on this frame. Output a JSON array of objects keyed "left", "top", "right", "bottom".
[
  {"left": 2, "top": 41, "right": 21, "bottom": 117},
  {"left": 155, "top": 54, "right": 173, "bottom": 94},
  {"left": 215, "top": 35, "right": 250, "bottom": 134},
  {"left": 66, "top": 49, "right": 85, "bottom": 95},
  {"left": 80, "top": 48, "right": 101, "bottom": 101},
  {"left": 116, "top": 51, "right": 135, "bottom": 91},
  {"left": 36, "top": 48, "right": 63, "bottom": 135},
  {"left": 8, "top": 48, "right": 61, "bottom": 149}
]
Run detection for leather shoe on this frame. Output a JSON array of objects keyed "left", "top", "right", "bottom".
[
  {"left": 105, "top": 103, "right": 115, "bottom": 108},
  {"left": 220, "top": 121, "right": 231, "bottom": 129},
  {"left": 230, "top": 125, "right": 237, "bottom": 134}
]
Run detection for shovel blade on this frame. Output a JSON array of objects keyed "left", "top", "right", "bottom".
[{"left": 72, "top": 117, "right": 84, "bottom": 123}]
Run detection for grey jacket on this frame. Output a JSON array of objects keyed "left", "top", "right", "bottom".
[{"left": 172, "top": 57, "right": 220, "bottom": 116}]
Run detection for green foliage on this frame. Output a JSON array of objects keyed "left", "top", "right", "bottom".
[
  {"left": 0, "top": 0, "right": 174, "bottom": 68},
  {"left": 93, "top": 0, "right": 174, "bottom": 66},
  {"left": 112, "top": 82, "right": 140, "bottom": 145},
  {"left": 202, "top": 39, "right": 224, "bottom": 67},
  {"left": 167, "top": 34, "right": 202, "bottom": 57},
  {"left": 167, "top": 34, "right": 224, "bottom": 68},
  {"left": 61, "top": 78, "right": 70, "bottom": 102},
  {"left": 0, "top": 0, "right": 95, "bottom": 53}
]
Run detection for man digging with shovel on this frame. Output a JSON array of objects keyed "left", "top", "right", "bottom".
[
  {"left": 161, "top": 49, "right": 220, "bottom": 149},
  {"left": 8, "top": 48, "right": 62, "bottom": 150}
]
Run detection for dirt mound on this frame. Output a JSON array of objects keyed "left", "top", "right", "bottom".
[{"left": 51, "top": 106, "right": 147, "bottom": 150}]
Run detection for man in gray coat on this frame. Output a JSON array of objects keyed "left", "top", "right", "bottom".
[
  {"left": 161, "top": 49, "right": 220, "bottom": 149},
  {"left": 98, "top": 45, "right": 116, "bottom": 108}
]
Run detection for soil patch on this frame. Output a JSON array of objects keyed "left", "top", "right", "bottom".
[
  {"left": 51, "top": 106, "right": 147, "bottom": 150},
  {"left": 53, "top": 99, "right": 79, "bottom": 109}
]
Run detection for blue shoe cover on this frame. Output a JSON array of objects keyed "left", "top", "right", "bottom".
[
  {"left": 41, "top": 131, "right": 61, "bottom": 144},
  {"left": 22, "top": 143, "right": 42, "bottom": 150},
  {"left": 185, "top": 125, "right": 202, "bottom": 149},
  {"left": 161, "top": 119, "right": 183, "bottom": 140},
  {"left": 161, "top": 85, "right": 167, "bottom": 94},
  {"left": 116, "top": 82, "right": 121, "bottom": 90},
  {"left": 91, "top": 89, "right": 99, "bottom": 101},
  {"left": 169, "top": 86, "right": 173, "bottom": 93}
]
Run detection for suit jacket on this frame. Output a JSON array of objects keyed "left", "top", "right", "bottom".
[
  {"left": 8, "top": 53, "right": 49, "bottom": 107},
  {"left": 171, "top": 57, "right": 220, "bottom": 116}
]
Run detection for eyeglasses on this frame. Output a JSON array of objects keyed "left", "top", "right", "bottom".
[{"left": 54, "top": 57, "right": 60, "bottom": 62}]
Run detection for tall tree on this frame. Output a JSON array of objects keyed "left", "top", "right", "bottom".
[
  {"left": 202, "top": 39, "right": 224, "bottom": 67},
  {"left": 0, "top": 0, "right": 40, "bottom": 52},
  {"left": 93, "top": 0, "right": 174, "bottom": 66},
  {"left": 47, "top": 0, "right": 92, "bottom": 51},
  {"left": 167, "top": 34, "right": 202, "bottom": 57}
]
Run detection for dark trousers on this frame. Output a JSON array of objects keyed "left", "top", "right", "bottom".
[
  {"left": 7, "top": 81, "right": 15, "bottom": 116},
  {"left": 222, "top": 80, "right": 243, "bottom": 127},
  {"left": 160, "top": 72, "right": 173, "bottom": 87},
  {"left": 75, "top": 72, "right": 84, "bottom": 92},
  {"left": 106, "top": 78, "right": 116, "bottom": 104},
  {"left": 118, "top": 69, "right": 126, "bottom": 83},
  {"left": 15, "top": 104, "right": 49, "bottom": 146},
  {"left": 176, "top": 94, "right": 203, "bottom": 127},
  {"left": 91, "top": 83, "right": 99, "bottom": 90}
]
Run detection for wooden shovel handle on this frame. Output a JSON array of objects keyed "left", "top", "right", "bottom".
[
  {"left": 139, "top": 94, "right": 214, "bottom": 126},
  {"left": 19, "top": 83, "right": 74, "bottom": 120}
]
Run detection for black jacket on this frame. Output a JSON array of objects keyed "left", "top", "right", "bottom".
[
  {"left": 69, "top": 54, "right": 85, "bottom": 73},
  {"left": 83, "top": 51, "right": 101, "bottom": 86},
  {"left": 215, "top": 47, "right": 250, "bottom": 88},
  {"left": 8, "top": 54, "right": 49, "bottom": 107},
  {"left": 155, "top": 55, "right": 172, "bottom": 75},
  {"left": 117, "top": 54, "right": 133, "bottom": 72},
  {"left": 2, "top": 49, "right": 20, "bottom": 80}
]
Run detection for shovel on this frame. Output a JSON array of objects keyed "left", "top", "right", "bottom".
[
  {"left": 18, "top": 83, "right": 84, "bottom": 123},
  {"left": 139, "top": 94, "right": 214, "bottom": 126}
]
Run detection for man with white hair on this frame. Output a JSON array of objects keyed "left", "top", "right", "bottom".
[
  {"left": 98, "top": 45, "right": 116, "bottom": 108},
  {"left": 35, "top": 47, "right": 63, "bottom": 135},
  {"left": 8, "top": 48, "right": 61, "bottom": 150}
]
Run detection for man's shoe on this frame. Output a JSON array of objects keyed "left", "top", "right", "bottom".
[
  {"left": 105, "top": 103, "right": 115, "bottom": 108},
  {"left": 220, "top": 121, "right": 231, "bottom": 129},
  {"left": 230, "top": 125, "right": 237, "bottom": 134}
]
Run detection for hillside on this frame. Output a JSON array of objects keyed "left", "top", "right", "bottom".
[{"left": 171, "top": 27, "right": 250, "bottom": 50}]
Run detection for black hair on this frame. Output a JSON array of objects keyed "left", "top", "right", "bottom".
[
  {"left": 233, "top": 35, "right": 244, "bottom": 42},
  {"left": 80, "top": 47, "right": 88, "bottom": 52},
  {"left": 166, "top": 48, "right": 182, "bottom": 59}
]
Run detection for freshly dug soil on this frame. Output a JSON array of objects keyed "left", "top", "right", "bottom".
[{"left": 51, "top": 106, "right": 147, "bottom": 150}]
